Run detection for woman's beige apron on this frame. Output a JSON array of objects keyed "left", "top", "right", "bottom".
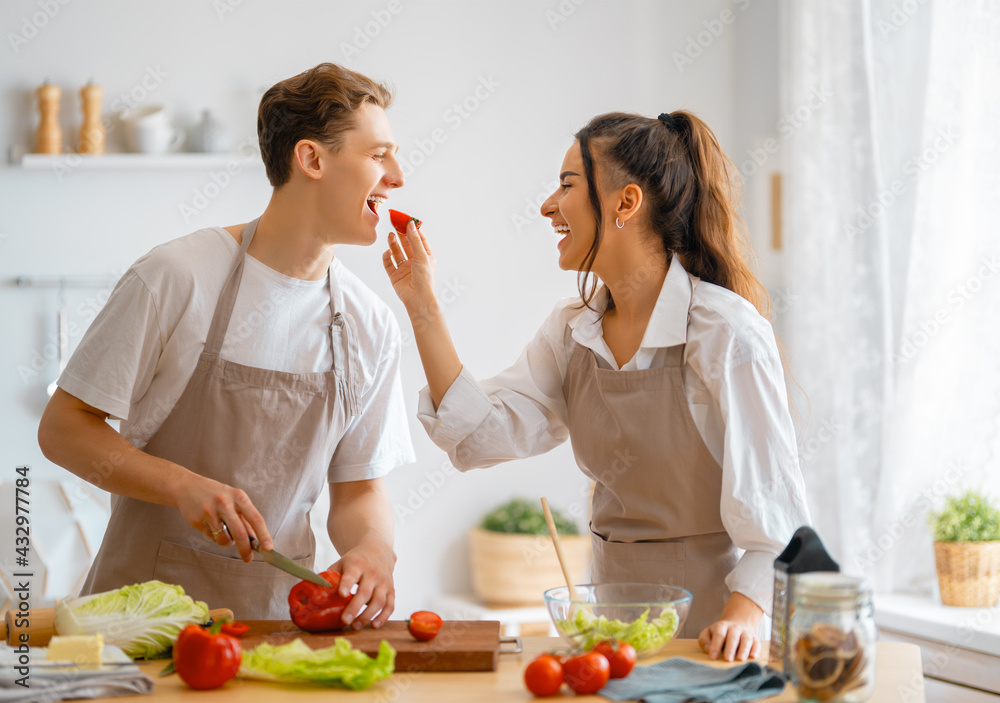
[
  {"left": 562, "top": 282, "right": 739, "bottom": 638},
  {"left": 82, "top": 218, "right": 362, "bottom": 619}
]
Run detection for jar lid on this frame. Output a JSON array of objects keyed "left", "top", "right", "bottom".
[{"left": 795, "top": 572, "right": 872, "bottom": 606}]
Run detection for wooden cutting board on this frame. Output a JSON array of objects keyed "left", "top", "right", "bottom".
[{"left": 239, "top": 620, "right": 504, "bottom": 672}]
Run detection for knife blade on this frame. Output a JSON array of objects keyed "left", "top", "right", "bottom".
[{"left": 249, "top": 537, "right": 332, "bottom": 587}]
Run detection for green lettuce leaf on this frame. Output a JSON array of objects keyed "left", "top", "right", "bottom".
[
  {"left": 240, "top": 638, "right": 395, "bottom": 690},
  {"left": 556, "top": 605, "right": 679, "bottom": 655},
  {"left": 54, "top": 580, "right": 210, "bottom": 659}
]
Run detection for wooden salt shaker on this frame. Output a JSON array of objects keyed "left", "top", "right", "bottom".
[
  {"left": 78, "top": 80, "right": 105, "bottom": 154},
  {"left": 34, "top": 80, "right": 62, "bottom": 154}
]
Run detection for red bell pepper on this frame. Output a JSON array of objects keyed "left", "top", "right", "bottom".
[
  {"left": 172, "top": 621, "right": 242, "bottom": 690},
  {"left": 288, "top": 569, "right": 352, "bottom": 632},
  {"left": 220, "top": 621, "right": 250, "bottom": 637}
]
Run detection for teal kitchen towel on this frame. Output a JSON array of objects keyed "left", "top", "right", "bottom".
[{"left": 600, "top": 658, "right": 787, "bottom": 703}]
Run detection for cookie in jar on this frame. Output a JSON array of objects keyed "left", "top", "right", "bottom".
[{"left": 789, "top": 573, "right": 876, "bottom": 702}]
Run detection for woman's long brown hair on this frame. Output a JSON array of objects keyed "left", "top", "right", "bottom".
[{"left": 574, "top": 111, "right": 769, "bottom": 318}]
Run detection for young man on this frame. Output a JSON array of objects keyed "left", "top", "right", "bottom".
[{"left": 38, "top": 63, "right": 414, "bottom": 625}]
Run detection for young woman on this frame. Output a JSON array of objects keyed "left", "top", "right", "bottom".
[{"left": 383, "top": 111, "right": 810, "bottom": 662}]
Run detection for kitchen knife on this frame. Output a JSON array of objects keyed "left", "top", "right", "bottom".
[{"left": 249, "top": 537, "right": 332, "bottom": 587}]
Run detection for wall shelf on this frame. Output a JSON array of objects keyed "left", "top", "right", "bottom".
[{"left": 8, "top": 146, "right": 264, "bottom": 171}]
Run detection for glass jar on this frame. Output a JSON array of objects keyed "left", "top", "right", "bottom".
[{"left": 789, "top": 572, "right": 877, "bottom": 703}]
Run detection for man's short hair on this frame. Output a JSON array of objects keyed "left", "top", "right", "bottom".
[{"left": 257, "top": 63, "right": 394, "bottom": 187}]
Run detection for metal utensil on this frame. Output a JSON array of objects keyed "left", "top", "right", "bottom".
[
  {"left": 248, "top": 537, "right": 331, "bottom": 587},
  {"left": 46, "top": 307, "right": 68, "bottom": 397}
]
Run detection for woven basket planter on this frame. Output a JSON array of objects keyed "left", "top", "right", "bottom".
[
  {"left": 468, "top": 527, "right": 591, "bottom": 607},
  {"left": 933, "top": 541, "right": 1000, "bottom": 607}
]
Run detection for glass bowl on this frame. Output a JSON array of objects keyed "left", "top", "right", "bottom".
[{"left": 544, "top": 583, "right": 692, "bottom": 658}]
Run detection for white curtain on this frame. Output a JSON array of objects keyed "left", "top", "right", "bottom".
[{"left": 779, "top": 0, "right": 1000, "bottom": 596}]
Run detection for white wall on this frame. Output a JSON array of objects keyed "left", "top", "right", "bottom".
[{"left": 0, "top": 0, "right": 780, "bottom": 616}]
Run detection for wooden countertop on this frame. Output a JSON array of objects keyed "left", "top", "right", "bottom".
[{"left": 109, "top": 637, "right": 925, "bottom": 702}]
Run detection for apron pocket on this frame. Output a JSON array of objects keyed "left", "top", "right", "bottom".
[
  {"left": 152, "top": 540, "right": 314, "bottom": 620},
  {"left": 590, "top": 531, "right": 687, "bottom": 587}
]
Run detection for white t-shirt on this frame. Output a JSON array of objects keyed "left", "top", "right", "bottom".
[{"left": 59, "top": 226, "right": 415, "bottom": 482}]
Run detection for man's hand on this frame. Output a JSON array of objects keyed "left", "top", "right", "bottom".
[
  {"left": 328, "top": 534, "right": 396, "bottom": 630},
  {"left": 697, "top": 591, "right": 764, "bottom": 662},
  {"left": 174, "top": 473, "right": 273, "bottom": 562},
  {"left": 39, "top": 388, "right": 272, "bottom": 563},
  {"left": 327, "top": 478, "right": 396, "bottom": 630}
]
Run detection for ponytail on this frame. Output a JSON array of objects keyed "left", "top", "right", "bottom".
[{"left": 574, "top": 111, "right": 769, "bottom": 318}]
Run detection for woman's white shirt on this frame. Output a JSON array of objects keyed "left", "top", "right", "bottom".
[{"left": 416, "top": 255, "right": 811, "bottom": 614}]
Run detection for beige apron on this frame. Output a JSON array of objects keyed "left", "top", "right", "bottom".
[
  {"left": 82, "top": 217, "right": 362, "bottom": 619},
  {"left": 562, "top": 282, "right": 739, "bottom": 638}
]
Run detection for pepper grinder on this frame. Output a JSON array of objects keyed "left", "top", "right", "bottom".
[
  {"left": 78, "top": 80, "right": 105, "bottom": 154},
  {"left": 34, "top": 80, "right": 62, "bottom": 154}
]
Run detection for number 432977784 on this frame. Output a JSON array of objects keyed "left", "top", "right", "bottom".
[{"left": 15, "top": 466, "right": 29, "bottom": 564}]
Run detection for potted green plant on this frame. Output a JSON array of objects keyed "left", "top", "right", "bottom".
[
  {"left": 468, "top": 498, "right": 591, "bottom": 606},
  {"left": 929, "top": 489, "right": 1000, "bottom": 607}
]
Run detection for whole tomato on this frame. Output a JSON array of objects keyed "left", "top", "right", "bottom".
[
  {"left": 288, "top": 570, "right": 351, "bottom": 632},
  {"left": 172, "top": 622, "right": 241, "bottom": 690},
  {"left": 592, "top": 639, "right": 637, "bottom": 679},
  {"left": 563, "top": 650, "right": 611, "bottom": 694},
  {"left": 407, "top": 611, "right": 443, "bottom": 641},
  {"left": 524, "top": 653, "right": 564, "bottom": 697}
]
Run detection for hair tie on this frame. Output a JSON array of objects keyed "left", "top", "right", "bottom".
[{"left": 657, "top": 112, "right": 678, "bottom": 131}]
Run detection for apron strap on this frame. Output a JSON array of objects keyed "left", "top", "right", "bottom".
[
  {"left": 333, "top": 311, "right": 362, "bottom": 416},
  {"left": 327, "top": 265, "right": 362, "bottom": 417},
  {"left": 204, "top": 218, "right": 259, "bottom": 356},
  {"left": 662, "top": 345, "right": 684, "bottom": 367},
  {"left": 204, "top": 220, "right": 361, "bottom": 415}
]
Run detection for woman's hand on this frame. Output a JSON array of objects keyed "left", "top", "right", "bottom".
[
  {"left": 382, "top": 220, "right": 437, "bottom": 316},
  {"left": 697, "top": 592, "right": 764, "bottom": 662},
  {"left": 698, "top": 619, "right": 761, "bottom": 662},
  {"left": 380, "top": 218, "right": 463, "bottom": 408}
]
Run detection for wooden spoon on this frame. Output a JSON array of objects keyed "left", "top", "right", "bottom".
[{"left": 540, "top": 497, "right": 580, "bottom": 615}]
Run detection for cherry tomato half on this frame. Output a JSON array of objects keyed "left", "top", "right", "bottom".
[{"left": 407, "top": 611, "right": 443, "bottom": 641}]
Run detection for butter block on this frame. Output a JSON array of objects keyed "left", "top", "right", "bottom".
[{"left": 46, "top": 633, "right": 104, "bottom": 668}]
